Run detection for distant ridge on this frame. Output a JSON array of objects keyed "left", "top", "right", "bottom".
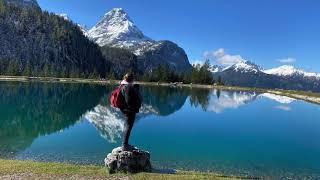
[{"left": 212, "top": 60, "right": 320, "bottom": 92}]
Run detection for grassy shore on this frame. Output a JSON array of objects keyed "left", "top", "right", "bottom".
[
  {"left": 1, "top": 75, "right": 320, "bottom": 104},
  {"left": 0, "top": 159, "right": 251, "bottom": 180}
]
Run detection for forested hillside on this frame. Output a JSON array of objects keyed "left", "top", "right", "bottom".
[
  {"left": 100, "top": 46, "right": 139, "bottom": 79},
  {"left": 0, "top": 0, "right": 109, "bottom": 78}
]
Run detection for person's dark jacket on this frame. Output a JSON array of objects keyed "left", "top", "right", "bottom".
[{"left": 120, "top": 84, "right": 142, "bottom": 113}]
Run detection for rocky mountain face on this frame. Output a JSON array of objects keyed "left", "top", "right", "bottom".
[
  {"left": 213, "top": 61, "right": 320, "bottom": 92},
  {"left": 88, "top": 8, "right": 152, "bottom": 50},
  {"left": 87, "top": 8, "right": 192, "bottom": 73},
  {"left": 58, "top": 13, "right": 89, "bottom": 37},
  {"left": 0, "top": 0, "right": 109, "bottom": 77},
  {"left": 5, "top": 0, "right": 39, "bottom": 8}
]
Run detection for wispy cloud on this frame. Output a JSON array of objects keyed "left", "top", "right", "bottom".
[
  {"left": 277, "top": 57, "right": 296, "bottom": 64},
  {"left": 203, "top": 48, "right": 245, "bottom": 66},
  {"left": 275, "top": 105, "right": 292, "bottom": 111}
]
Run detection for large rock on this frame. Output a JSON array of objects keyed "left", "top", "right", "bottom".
[{"left": 105, "top": 147, "right": 152, "bottom": 174}]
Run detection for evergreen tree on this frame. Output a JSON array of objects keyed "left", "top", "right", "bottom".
[
  {"left": 6, "top": 59, "right": 20, "bottom": 76},
  {"left": 190, "top": 60, "right": 213, "bottom": 84},
  {"left": 107, "top": 71, "right": 116, "bottom": 80},
  {"left": 0, "top": 0, "right": 108, "bottom": 78},
  {"left": 22, "top": 62, "right": 32, "bottom": 76},
  {"left": 69, "top": 68, "right": 80, "bottom": 78},
  {"left": 42, "top": 63, "right": 50, "bottom": 77},
  {"left": 88, "top": 69, "right": 99, "bottom": 79}
]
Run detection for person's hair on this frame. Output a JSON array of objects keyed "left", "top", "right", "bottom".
[{"left": 123, "top": 73, "right": 134, "bottom": 83}]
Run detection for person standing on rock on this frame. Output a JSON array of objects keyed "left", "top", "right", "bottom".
[{"left": 119, "top": 73, "right": 142, "bottom": 151}]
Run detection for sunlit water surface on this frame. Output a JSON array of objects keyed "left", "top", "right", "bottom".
[{"left": 0, "top": 82, "right": 319, "bottom": 179}]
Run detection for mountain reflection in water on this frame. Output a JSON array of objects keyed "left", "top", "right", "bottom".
[
  {"left": 0, "top": 82, "right": 298, "bottom": 155},
  {"left": 85, "top": 86, "right": 297, "bottom": 143},
  {"left": 2, "top": 82, "right": 319, "bottom": 179},
  {"left": 85, "top": 86, "right": 190, "bottom": 143}
]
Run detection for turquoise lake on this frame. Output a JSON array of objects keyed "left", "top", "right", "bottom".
[{"left": 0, "top": 81, "right": 320, "bottom": 179}]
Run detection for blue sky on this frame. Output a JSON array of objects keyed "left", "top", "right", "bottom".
[{"left": 38, "top": 0, "right": 320, "bottom": 71}]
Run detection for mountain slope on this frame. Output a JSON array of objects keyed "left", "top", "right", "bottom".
[
  {"left": 264, "top": 65, "right": 320, "bottom": 79},
  {"left": 214, "top": 61, "right": 320, "bottom": 92},
  {"left": 87, "top": 8, "right": 192, "bottom": 73},
  {"left": 5, "top": 0, "right": 39, "bottom": 8},
  {"left": 223, "top": 60, "right": 262, "bottom": 74},
  {"left": 0, "top": 0, "right": 109, "bottom": 77},
  {"left": 88, "top": 8, "right": 153, "bottom": 50}
]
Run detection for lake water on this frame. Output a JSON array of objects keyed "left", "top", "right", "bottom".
[{"left": 0, "top": 82, "right": 320, "bottom": 179}]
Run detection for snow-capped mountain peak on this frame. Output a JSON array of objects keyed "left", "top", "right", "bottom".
[
  {"left": 264, "top": 65, "right": 297, "bottom": 76},
  {"left": 224, "top": 60, "right": 262, "bottom": 73},
  {"left": 88, "top": 8, "right": 152, "bottom": 48},
  {"left": 87, "top": 7, "right": 192, "bottom": 72},
  {"left": 264, "top": 65, "right": 320, "bottom": 78}
]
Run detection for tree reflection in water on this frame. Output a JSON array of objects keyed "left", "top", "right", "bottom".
[
  {"left": 0, "top": 82, "right": 295, "bottom": 154},
  {"left": 0, "top": 82, "right": 105, "bottom": 158}
]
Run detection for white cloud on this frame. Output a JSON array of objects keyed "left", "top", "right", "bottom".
[
  {"left": 277, "top": 57, "right": 296, "bottom": 64},
  {"left": 275, "top": 105, "right": 291, "bottom": 111},
  {"left": 203, "top": 48, "right": 245, "bottom": 66}
]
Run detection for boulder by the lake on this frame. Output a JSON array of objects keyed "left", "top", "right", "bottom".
[{"left": 105, "top": 147, "right": 152, "bottom": 174}]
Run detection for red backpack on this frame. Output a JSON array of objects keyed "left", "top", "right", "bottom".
[{"left": 110, "top": 85, "right": 126, "bottom": 109}]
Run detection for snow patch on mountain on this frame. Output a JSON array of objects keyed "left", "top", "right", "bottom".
[
  {"left": 264, "top": 65, "right": 320, "bottom": 79},
  {"left": 209, "top": 65, "right": 223, "bottom": 73},
  {"left": 78, "top": 25, "right": 88, "bottom": 37},
  {"left": 223, "top": 60, "right": 262, "bottom": 74},
  {"left": 210, "top": 65, "right": 222, "bottom": 73},
  {"left": 58, "top": 13, "right": 69, "bottom": 21}
]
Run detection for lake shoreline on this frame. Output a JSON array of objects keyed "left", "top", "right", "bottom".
[
  {"left": 0, "top": 159, "right": 247, "bottom": 180},
  {"left": 1, "top": 75, "right": 320, "bottom": 105}
]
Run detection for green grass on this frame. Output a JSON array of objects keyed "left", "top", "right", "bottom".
[
  {"left": 0, "top": 159, "right": 107, "bottom": 177},
  {"left": 0, "top": 159, "right": 250, "bottom": 179}
]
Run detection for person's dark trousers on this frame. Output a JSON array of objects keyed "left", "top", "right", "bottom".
[{"left": 123, "top": 112, "right": 136, "bottom": 146}]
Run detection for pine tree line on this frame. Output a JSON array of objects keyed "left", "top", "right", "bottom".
[
  {"left": 0, "top": 0, "right": 109, "bottom": 78},
  {"left": 139, "top": 60, "right": 223, "bottom": 85}
]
